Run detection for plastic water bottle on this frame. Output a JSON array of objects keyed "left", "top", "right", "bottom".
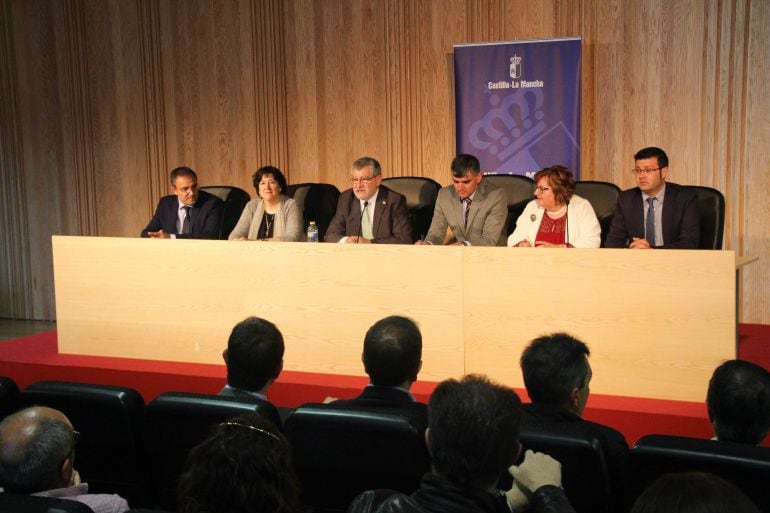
[{"left": 306, "top": 221, "right": 319, "bottom": 243}]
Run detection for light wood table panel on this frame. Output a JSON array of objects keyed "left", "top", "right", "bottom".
[
  {"left": 464, "top": 248, "right": 736, "bottom": 401},
  {"left": 53, "top": 236, "right": 736, "bottom": 401},
  {"left": 52, "top": 236, "right": 465, "bottom": 382}
]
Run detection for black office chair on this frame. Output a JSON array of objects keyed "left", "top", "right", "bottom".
[
  {"left": 0, "top": 494, "right": 95, "bottom": 513},
  {"left": 516, "top": 427, "right": 615, "bottom": 513},
  {"left": 285, "top": 183, "right": 340, "bottom": 241},
  {"left": 574, "top": 181, "right": 621, "bottom": 247},
  {"left": 143, "top": 391, "right": 282, "bottom": 511},
  {"left": 199, "top": 185, "right": 251, "bottom": 239},
  {"left": 0, "top": 375, "right": 20, "bottom": 419},
  {"left": 482, "top": 174, "right": 535, "bottom": 236},
  {"left": 629, "top": 434, "right": 770, "bottom": 510},
  {"left": 381, "top": 177, "right": 441, "bottom": 241},
  {"left": 284, "top": 403, "right": 430, "bottom": 513},
  {"left": 19, "top": 381, "right": 148, "bottom": 507},
  {"left": 688, "top": 186, "right": 725, "bottom": 249}
]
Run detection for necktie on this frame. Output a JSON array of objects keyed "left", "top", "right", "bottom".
[
  {"left": 361, "top": 201, "right": 373, "bottom": 239},
  {"left": 462, "top": 197, "right": 472, "bottom": 227},
  {"left": 182, "top": 206, "right": 192, "bottom": 234},
  {"left": 645, "top": 197, "right": 656, "bottom": 246}
]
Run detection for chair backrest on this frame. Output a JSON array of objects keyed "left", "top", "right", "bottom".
[
  {"left": 19, "top": 381, "right": 147, "bottom": 506},
  {"left": 381, "top": 177, "right": 441, "bottom": 241},
  {"left": 629, "top": 434, "right": 770, "bottom": 510},
  {"left": 0, "top": 493, "right": 95, "bottom": 513},
  {"left": 199, "top": 186, "right": 251, "bottom": 239},
  {"left": 574, "top": 181, "right": 621, "bottom": 247},
  {"left": 517, "top": 427, "right": 614, "bottom": 513},
  {"left": 0, "top": 375, "right": 20, "bottom": 420},
  {"left": 143, "top": 392, "right": 279, "bottom": 511},
  {"left": 688, "top": 185, "right": 725, "bottom": 249},
  {"left": 284, "top": 403, "right": 430, "bottom": 512},
  {"left": 482, "top": 174, "right": 535, "bottom": 235},
  {"left": 284, "top": 183, "right": 340, "bottom": 241}
]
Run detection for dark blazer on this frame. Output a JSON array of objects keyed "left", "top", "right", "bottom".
[
  {"left": 141, "top": 190, "right": 223, "bottom": 239},
  {"left": 333, "top": 385, "right": 427, "bottom": 413},
  {"left": 605, "top": 182, "right": 700, "bottom": 249},
  {"left": 217, "top": 386, "right": 284, "bottom": 430},
  {"left": 324, "top": 186, "right": 413, "bottom": 244},
  {"left": 521, "top": 402, "right": 628, "bottom": 510}
]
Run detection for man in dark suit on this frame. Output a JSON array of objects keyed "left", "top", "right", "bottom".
[
  {"left": 416, "top": 153, "right": 507, "bottom": 246},
  {"left": 324, "top": 156, "right": 413, "bottom": 244},
  {"left": 520, "top": 332, "right": 628, "bottom": 510},
  {"left": 141, "top": 166, "right": 223, "bottom": 239},
  {"left": 333, "top": 316, "right": 424, "bottom": 410},
  {"left": 219, "top": 316, "right": 285, "bottom": 429},
  {"left": 707, "top": 359, "right": 770, "bottom": 445},
  {"left": 605, "top": 146, "right": 700, "bottom": 249}
]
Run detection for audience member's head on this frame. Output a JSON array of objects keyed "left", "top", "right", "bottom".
[
  {"left": 362, "top": 316, "right": 422, "bottom": 388},
  {"left": 427, "top": 374, "right": 522, "bottom": 490},
  {"left": 223, "top": 317, "right": 285, "bottom": 394},
  {"left": 0, "top": 407, "right": 77, "bottom": 494},
  {"left": 707, "top": 359, "right": 770, "bottom": 445},
  {"left": 630, "top": 471, "right": 760, "bottom": 513},
  {"left": 178, "top": 412, "right": 302, "bottom": 513},
  {"left": 520, "top": 332, "right": 591, "bottom": 415}
]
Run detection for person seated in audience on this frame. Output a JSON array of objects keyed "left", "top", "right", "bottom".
[
  {"left": 508, "top": 165, "right": 600, "bottom": 248},
  {"left": 416, "top": 154, "right": 508, "bottom": 246},
  {"left": 605, "top": 146, "right": 700, "bottom": 249},
  {"left": 333, "top": 316, "right": 425, "bottom": 410},
  {"left": 141, "top": 166, "right": 223, "bottom": 239},
  {"left": 519, "top": 333, "right": 628, "bottom": 504},
  {"left": 707, "top": 359, "right": 770, "bottom": 445},
  {"left": 220, "top": 316, "right": 286, "bottom": 428},
  {"left": 325, "top": 156, "right": 413, "bottom": 244},
  {"left": 348, "top": 374, "right": 576, "bottom": 513},
  {"left": 0, "top": 406, "right": 129, "bottom": 513},
  {"left": 630, "top": 471, "right": 761, "bottom": 513},
  {"left": 177, "top": 412, "right": 303, "bottom": 513},
  {"left": 228, "top": 166, "right": 304, "bottom": 241}
]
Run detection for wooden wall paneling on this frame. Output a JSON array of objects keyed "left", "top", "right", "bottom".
[
  {"left": 742, "top": 0, "right": 770, "bottom": 323},
  {"left": 0, "top": 1, "right": 32, "bottom": 318},
  {"left": 251, "top": 0, "right": 289, "bottom": 182},
  {"left": 81, "top": 0, "right": 154, "bottom": 238},
  {"left": 11, "top": 1, "right": 77, "bottom": 319},
  {"left": 282, "top": 0, "right": 320, "bottom": 185}
]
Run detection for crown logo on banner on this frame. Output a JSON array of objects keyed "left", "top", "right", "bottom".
[
  {"left": 468, "top": 89, "right": 547, "bottom": 162},
  {"left": 509, "top": 54, "right": 522, "bottom": 79}
]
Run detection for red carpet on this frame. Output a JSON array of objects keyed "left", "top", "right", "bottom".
[{"left": 1, "top": 326, "right": 768, "bottom": 447}]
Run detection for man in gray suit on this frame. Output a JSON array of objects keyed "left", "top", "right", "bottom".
[{"left": 417, "top": 154, "right": 507, "bottom": 246}]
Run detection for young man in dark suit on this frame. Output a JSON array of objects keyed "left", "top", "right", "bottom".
[
  {"left": 141, "top": 166, "right": 223, "bottom": 239},
  {"left": 333, "top": 315, "right": 424, "bottom": 410},
  {"left": 605, "top": 146, "right": 700, "bottom": 249}
]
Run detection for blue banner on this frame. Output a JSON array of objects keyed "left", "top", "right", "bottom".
[{"left": 454, "top": 38, "right": 581, "bottom": 178}]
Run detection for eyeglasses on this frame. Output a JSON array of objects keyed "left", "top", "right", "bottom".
[
  {"left": 631, "top": 167, "right": 662, "bottom": 175},
  {"left": 350, "top": 176, "right": 377, "bottom": 184},
  {"left": 534, "top": 185, "right": 551, "bottom": 193}
]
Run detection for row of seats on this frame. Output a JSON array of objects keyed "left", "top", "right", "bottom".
[
  {"left": 3, "top": 377, "right": 767, "bottom": 513},
  {"left": 202, "top": 176, "right": 726, "bottom": 249}
]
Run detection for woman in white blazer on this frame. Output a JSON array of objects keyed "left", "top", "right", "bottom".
[
  {"left": 508, "top": 165, "right": 600, "bottom": 248},
  {"left": 228, "top": 166, "right": 304, "bottom": 241}
]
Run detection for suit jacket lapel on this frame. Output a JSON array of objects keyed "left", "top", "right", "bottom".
[
  {"left": 630, "top": 190, "right": 645, "bottom": 239},
  {"left": 661, "top": 184, "right": 676, "bottom": 244},
  {"left": 371, "top": 188, "right": 387, "bottom": 238}
]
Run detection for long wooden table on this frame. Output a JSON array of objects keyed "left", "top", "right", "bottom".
[{"left": 52, "top": 236, "right": 736, "bottom": 402}]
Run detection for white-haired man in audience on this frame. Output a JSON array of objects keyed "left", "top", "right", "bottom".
[{"left": 0, "top": 406, "right": 129, "bottom": 513}]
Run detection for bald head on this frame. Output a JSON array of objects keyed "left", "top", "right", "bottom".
[{"left": 0, "top": 407, "right": 75, "bottom": 493}]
